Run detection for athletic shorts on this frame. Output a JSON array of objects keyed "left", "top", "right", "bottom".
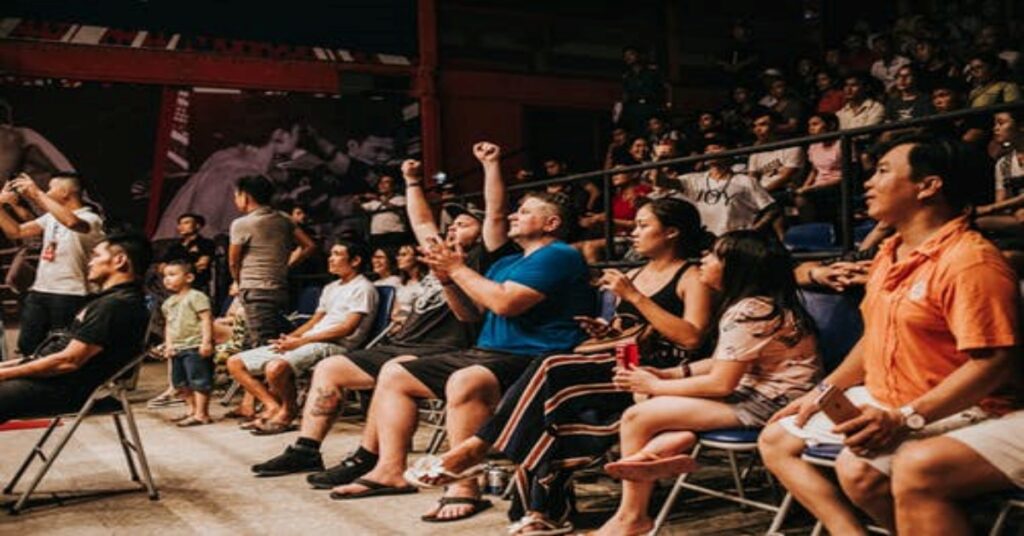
[{"left": 398, "top": 347, "right": 536, "bottom": 399}]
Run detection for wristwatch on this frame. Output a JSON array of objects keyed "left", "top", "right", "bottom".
[{"left": 899, "top": 405, "right": 926, "bottom": 431}]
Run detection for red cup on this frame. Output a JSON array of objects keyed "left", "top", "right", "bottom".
[{"left": 615, "top": 342, "right": 639, "bottom": 369}]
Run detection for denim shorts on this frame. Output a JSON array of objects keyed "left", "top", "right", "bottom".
[{"left": 171, "top": 349, "right": 214, "bottom": 393}]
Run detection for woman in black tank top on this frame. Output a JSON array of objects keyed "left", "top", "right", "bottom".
[{"left": 408, "top": 199, "right": 717, "bottom": 535}]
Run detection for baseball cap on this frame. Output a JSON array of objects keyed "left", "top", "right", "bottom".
[{"left": 443, "top": 202, "right": 485, "bottom": 223}]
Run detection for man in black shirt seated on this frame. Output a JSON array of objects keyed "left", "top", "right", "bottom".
[
  {"left": 0, "top": 233, "right": 152, "bottom": 423},
  {"left": 161, "top": 213, "right": 216, "bottom": 292}
]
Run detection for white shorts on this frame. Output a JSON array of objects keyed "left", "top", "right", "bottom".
[
  {"left": 235, "top": 342, "right": 346, "bottom": 376},
  {"left": 946, "top": 410, "right": 1024, "bottom": 488},
  {"left": 777, "top": 386, "right": 990, "bottom": 476}
]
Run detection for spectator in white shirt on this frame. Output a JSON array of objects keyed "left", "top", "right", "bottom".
[
  {"left": 836, "top": 73, "right": 886, "bottom": 130},
  {"left": 361, "top": 174, "right": 408, "bottom": 248},
  {"left": 869, "top": 34, "right": 911, "bottom": 92}
]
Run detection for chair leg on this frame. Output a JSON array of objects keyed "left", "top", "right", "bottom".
[
  {"left": 3, "top": 417, "right": 63, "bottom": 494},
  {"left": 119, "top": 391, "right": 158, "bottom": 500},
  {"left": 10, "top": 399, "right": 98, "bottom": 514},
  {"left": 112, "top": 414, "right": 140, "bottom": 482},
  {"left": 810, "top": 520, "right": 824, "bottom": 536},
  {"left": 648, "top": 443, "right": 703, "bottom": 535},
  {"left": 727, "top": 450, "right": 746, "bottom": 501},
  {"left": 219, "top": 381, "right": 240, "bottom": 406},
  {"left": 764, "top": 491, "right": 794, "bottom": 535},
  {"left": 989, "top": 502, "right": 1012, "bottom": 536}
]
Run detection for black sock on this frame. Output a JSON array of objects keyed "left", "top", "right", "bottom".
[
  {"left": 295, "top": 437, "right": 321, "bottom": 452},
  {"left": 355, "top": 446, "right": 378, "bottom": 461}
]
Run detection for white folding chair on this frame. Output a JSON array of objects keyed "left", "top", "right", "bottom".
[
  {"left": 3, "top": 353, "right": 158, "bottom": 515},
  {"left": 650, "top": 427, "right": 788, "bottom": 535}
]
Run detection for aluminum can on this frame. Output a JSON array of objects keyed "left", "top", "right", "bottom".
[{"left": 485, "top": 466, "right": 509, "bottom": 495}]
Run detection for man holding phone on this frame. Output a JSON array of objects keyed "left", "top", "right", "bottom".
[
  {"left": 0, "top": 172, "right": 105, "bottom": 357},
  {"left": 758, "top": 136, "right": 1021, "bottom": 535}
]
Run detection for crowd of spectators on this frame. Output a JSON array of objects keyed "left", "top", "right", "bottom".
[{"left": 0, "top": 6, "right": 1022, "bottom": 536}]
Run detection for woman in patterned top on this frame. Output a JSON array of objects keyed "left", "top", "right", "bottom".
[{"left": 594, "top": 230, "right": 822, "bottom": 536}]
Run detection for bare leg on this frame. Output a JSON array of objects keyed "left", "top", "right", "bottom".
[
  {"left": 264, "top": 359, "right": 297, "bottom": 424},
  {"left": 594, "top": 396, "right": 743, "bottom": 536},
  {"left": 181, "top": 388, "right": 195, "bottom": 415},
  {"left": 300, "top": 355, "right": 377, "bottom": 442},
  {"left": 834, "top": 449, "right": 894, "bottom": 532},
  {"left": 358, "top": 355, "right": 418, "bottom": 453},
  {"left": 193, "top": 391, "right": 211, "bottom": 421},
  {"left": 331, "top": 362, "right": 434, "bottom": 494},
  {"left": 759, "top": 423, "right": 867, "bottom": 536},
  {"left": 426, "top": 366, "right": 502, "bottom": 520},
  {"left": 227, "top": 354, "right": 281, "bottom": 417},
  {"left": 892, "top": 437, "right": 1013, "bottom": 536}
]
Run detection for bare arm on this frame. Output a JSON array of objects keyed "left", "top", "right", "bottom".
[
  {"left": 228, "top": 243, "right": 243, "bottom": 282},
  {"left": 0, "top": 340, "right": 103, "bottom": 380},
  {"left": 623, "top": 268, "right": 713, "bottom": 349},
  {"left": 977, "top": 192, "right": 1024, "bottom": 216},
  {"left": 299, "top": 312, "right": 364, "bottom": 344},
  {"left": 199, "top": 309, "right": 214, "bottom": 352},
  {"left": 762, "top": 166, "right": 800, "bottom": 192},
  {"left": 449, "top": 264, "right": 545, "bottom": 317},
  {"left": 909, "top": 347, "right": 1018, "bottom": 423},
  {"left": 401, "top": 160, "right": 441, "bottom": 248},
  {"left": 0, "top": 204, "right": 41, "bottom": 240},
  {"left": 474, "top": 142, "right": 510, "bottom": 251},
  {"left": 647, "top": 359, "right": 750, "bottom": 398},
  {"left": 752, "top": 204, "right": 781, "bottom": 231},
  {"left": 13, "top": 177, "right": 89, "bottom": 233},
  {"left": 287, "top": 226, "right": 316, "bottom": 267}
]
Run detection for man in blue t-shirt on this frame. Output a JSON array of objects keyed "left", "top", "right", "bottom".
[{"left": 329, "top": 187, "right": 592, "bottom": 520}]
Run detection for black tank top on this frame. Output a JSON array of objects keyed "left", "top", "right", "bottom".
[
  {"left": 615, "top": 262, "right": 700, "bottom": 366},
  {"left": 616, "top": 262, "right": 690, "bottom": 319}
]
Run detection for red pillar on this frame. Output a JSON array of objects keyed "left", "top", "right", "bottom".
[
  {"left": 145, "top": 87, "right": 180, "bottom": 236},
  {"left": 415, "top": 0, "right": 442, "bottom": 178}
]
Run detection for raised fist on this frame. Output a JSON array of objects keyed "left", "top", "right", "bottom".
[
  {"left": 473, "top": 142, "right": 501, "bottom": 164},
  {"left": 401, "top": 159, "right": 423, "bottom": 179}
]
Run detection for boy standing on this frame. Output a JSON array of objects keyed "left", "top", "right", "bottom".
[{"left": 162, "top": 260, "right": 215, "bottom": 426}]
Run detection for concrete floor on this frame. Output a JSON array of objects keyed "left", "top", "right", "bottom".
[{"left": 0, "top": 360, "right": 808, "bottom": 535}]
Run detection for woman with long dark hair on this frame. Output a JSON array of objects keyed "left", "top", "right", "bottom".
[
  {"left": 594, "top": 230, "right": 822, "bottom": 536},
  {"left": 405, "top": 198, "right": 716, "bottom": 534}
]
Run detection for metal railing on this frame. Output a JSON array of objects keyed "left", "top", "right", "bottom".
[{"left": 452, "top": 100, "right": 1024, "bottom": 261}]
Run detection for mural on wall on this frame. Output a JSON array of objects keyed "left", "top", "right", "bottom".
[
  {"left": 0, "top": 78, "right": 161, "bottom": 229},
  {"left": 151, "top": 89, "right": 418, "bottom": 244},
  {"left": 0, "top": 78, "right": 419, "bottom": 243}
]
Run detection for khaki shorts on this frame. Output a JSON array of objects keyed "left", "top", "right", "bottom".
[
  {"left": 946, "top": 410, "right": 1024, "bottom": 488},
  {"left": 778, "top": 386, "right": 990, "bottom": 476}
]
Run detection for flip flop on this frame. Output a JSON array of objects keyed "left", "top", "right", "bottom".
[
  {"left": 507, "top": 514, "right": 574, "bottom": 535},
  {"left": 328, "top": 478, "right": 419, "bottom": 500},
  {"left": 403, "top": 455, "right": 487, "bottom": 488},
  {"left": 169, "top": 413, "right": 193, "bottom": 422},
  {"left": 421, "top": 496, "right": 493, "bottom": 523},
  {"left": 224, "top": 408, "right": 255, "bottom": 420},
  {"left": 604, "top": 454, "right": 698, "bottom": 482},
  {"left": 249, "top": 421, "right": 298, "bottom": 436},
  {"left": 239, "top": 418, "right": 266, "bottom": 430},
  {"left": 176, "top": 416, "right": 213, "bottom": 427}
]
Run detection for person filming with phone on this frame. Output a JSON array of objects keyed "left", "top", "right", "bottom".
[
  {"left": 758, "top": 136, "right": 1022, "bottom": 536},
  {"left": 0, "top": 172, "right": 105, "bottom": 358}
]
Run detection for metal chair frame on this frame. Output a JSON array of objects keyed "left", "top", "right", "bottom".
[{"left": 3, "top": 353, "right": 158, "bottom": 515}]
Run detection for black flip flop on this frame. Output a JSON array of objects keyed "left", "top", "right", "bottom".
[
  {"left": 329, "top": 478, "right": 419, "bottom": 500},
  {"left": 421, "top": 496, "right": 494, "bottom": 523}
]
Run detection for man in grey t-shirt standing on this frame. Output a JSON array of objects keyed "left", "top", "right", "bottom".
[
  {"left": 0, "top": 172, "right": 105, "bottom": 356},
  {"left": 229, "top": 175, "right": 315, "bottom": 346}
]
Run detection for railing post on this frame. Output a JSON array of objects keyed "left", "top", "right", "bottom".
[
  {"left": 603, "top": 171, "right": 614, "bottom": 260},
  {"left": 839, "top": 134, "right": 855, "bottom": 252}
]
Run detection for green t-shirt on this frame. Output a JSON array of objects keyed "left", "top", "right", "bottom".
[{"left": 161, "top": 288, "right": 211, "bottom": 349}]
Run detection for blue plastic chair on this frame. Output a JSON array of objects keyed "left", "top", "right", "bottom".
[
  {"left": 799, "top": 290, "right": 864, "bottom": 373},
  {"left": 784, "top": 223, "right": 838, "bottom": 253},
  {"left": 363, "top": 285, "right": 396, "bottom": 349}
]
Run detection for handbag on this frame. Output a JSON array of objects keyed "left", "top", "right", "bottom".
[{"left": 573, "top": 314, "right": 652, "bottom": 354}]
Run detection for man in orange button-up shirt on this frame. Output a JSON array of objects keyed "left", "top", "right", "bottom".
[{"left": 759, "top": 136, "right": 1021, "bottom": 536}]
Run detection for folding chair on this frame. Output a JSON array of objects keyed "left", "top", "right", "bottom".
[
  {"left": 650, "top": 427, "right": 784, "bottom": 535},
  {"left": 3, "top": 353, "right": 158, "bottom": 515},
  {"left": 334, "top": 285, "right": 396, "bottom": 419}
]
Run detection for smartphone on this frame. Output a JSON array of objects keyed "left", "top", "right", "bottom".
[{"left": 814, "top": 384, "right": 862, "bottom": 425}]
